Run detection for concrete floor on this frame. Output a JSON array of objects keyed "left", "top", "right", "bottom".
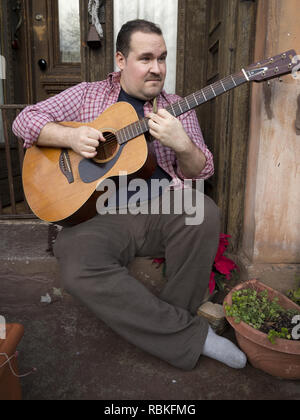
[{"left": 1, "top": 221, "right": 300, "bottom": 400}]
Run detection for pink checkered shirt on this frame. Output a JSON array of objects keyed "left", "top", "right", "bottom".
[{"left": 13, "top": 71, "right": 214, "bottom": 187}]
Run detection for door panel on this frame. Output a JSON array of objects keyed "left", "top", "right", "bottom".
[{"left": 30, "top": 0, "right": 82, "bottom": 101}]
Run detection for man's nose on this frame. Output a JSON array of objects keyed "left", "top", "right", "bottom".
[{"left": 150, "top": 59, "right": 160, "bottom": 74}]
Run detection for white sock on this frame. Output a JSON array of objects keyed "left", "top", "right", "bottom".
[{"left": 202, "top": 326, "right": 247, "bottom": 369}]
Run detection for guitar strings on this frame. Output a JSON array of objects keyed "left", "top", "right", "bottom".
[
  {"left": 183, "top": 71, "right": 245, "bottom": 106},
  {"left": 95, "top": 71, "right": 246, "bottom": 150}
]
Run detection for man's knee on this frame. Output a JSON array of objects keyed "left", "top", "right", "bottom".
[
  {"left": 203, "top": 195, "right": 220, "bottom": 228},
  {"left": 53, "top": 230, "right": 88, "bottom": 294},
  {"left": 188, "top": 195, "right": 220, "bottom": 244},
  {"left": 55, "top": 249, "right": 83, "bottom": 295},
  {"left": 185, "top": 194, "right": 220, "bottom": 232}
]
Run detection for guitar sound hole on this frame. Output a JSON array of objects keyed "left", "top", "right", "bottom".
[{"left": 93, "top": 131, "right": 118, "bottom": 163}]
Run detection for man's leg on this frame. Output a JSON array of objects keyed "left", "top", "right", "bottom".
[
  {"left": 136, "top": 191, "right": 246, "bottom": 369},
  {"left": 137, "top": 192, "right": 221, "bottom": 314},
  {"left": 54, "top": 213, "right": 207, "bottom": 370},
  {"left": 161, "top": 194, "right": 221, "bottom": 315}
]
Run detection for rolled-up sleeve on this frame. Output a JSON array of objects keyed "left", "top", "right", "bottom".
[
  {"left": 176, "top": 109, "right": 214, "bottom": 180},
  {"left": 12, "top": 82, "right": 88, "bottom": 148}
]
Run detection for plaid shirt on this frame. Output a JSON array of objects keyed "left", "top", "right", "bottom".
[{"left": 13, "top": 72, "right": 214, "bottom": 187}]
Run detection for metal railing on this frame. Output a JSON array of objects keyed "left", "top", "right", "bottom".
[{"left": 0, "top": 104, "right": 36, "bottom": 219}]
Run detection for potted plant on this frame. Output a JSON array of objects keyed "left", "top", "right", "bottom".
[{"left": 223, "top": 279, "right": 300, "bottom": 380}]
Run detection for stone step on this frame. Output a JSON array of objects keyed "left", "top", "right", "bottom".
[
  {"left": 0, "top": 221, "right": 166, "bottom": 289},
  {"left": 0, "top": 221, "right": 58, "bottom": 275}
]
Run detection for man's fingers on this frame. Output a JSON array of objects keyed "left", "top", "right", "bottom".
[
  {"left": 157, "top": 109, "right": 171, "bottom": 118},
  {"left": 147, "top": 113, "right": 162, "bottom": 125},
  {"left": 86, "top": 138, "right": 100, "bottom": 148},
  {"left": 81, "top": 151, "right": 97, "bottom": 159},
  {"left": 80, "top": 126, "right": 105, "bottom": 142},
  {"left": 147, "top": 109, "right": 170, "bottom": 119},
  {"left": 91, "top": 127, "right": 106, "bottom": 142},
  {"left": 148, "top": 119, "right": 160, "bottom": 133},
  {"left": 83, "top": 144, "right": 99, "bottom": 153}
]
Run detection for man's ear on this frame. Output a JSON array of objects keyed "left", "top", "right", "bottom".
[{"left": 115, "top": 51, "right": 126, "bottom": 71}]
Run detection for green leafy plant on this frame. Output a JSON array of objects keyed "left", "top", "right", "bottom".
[
  {"left": 268, "top": 328, "right": 291, "bottom": 344},
  {"left": 286, "top": 287, "right": 300, "bottom": 306},
  {"left": 225, "top": 287, "right": 300, "bottom": 343},
  {"left": 286, "top": 275, "right": 300, "bottom": 306}
]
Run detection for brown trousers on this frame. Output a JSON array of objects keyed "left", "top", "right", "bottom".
[{"left": 53, "top": 191, "right": 220, "bottom": 370}]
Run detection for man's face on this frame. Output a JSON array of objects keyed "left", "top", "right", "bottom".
[{"left": 116, "top": 31, "right": 167, "bottom": 101}]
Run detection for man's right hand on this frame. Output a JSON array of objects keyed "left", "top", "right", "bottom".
[
  {"left": 69, "top": 126, "right": 106, "bottom": 159},
  {"left": 37, "top": 123, "right": 106, "bottom": 159}
]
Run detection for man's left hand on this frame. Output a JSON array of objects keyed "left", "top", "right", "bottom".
[{"left": 147, "top": 109, "right": 191, "bottom": 153}]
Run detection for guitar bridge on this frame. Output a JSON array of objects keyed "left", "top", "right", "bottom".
[{"left": 59, "top": 149, "right": 74, "bottom": 184}]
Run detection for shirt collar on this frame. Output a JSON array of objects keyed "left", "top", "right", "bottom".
[
  {"left": 107, "top": 71, "right": 171, "bottom": 106},
  {"left": 108, "top": 71, "right": 122, "bottom": 89}
]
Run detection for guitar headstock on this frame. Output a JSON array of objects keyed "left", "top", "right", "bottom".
[{"left": 245, "top": 50, "right": 299, "bottom": 82}]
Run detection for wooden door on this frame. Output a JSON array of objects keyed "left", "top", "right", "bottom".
[
  {"left": 177, "top": 0, "right": 257, "bottom": 251},
  {"left": 28, "top": 0, "right": 82, "bottom": 101},
  {"left": 202, "top": 0, "right": 257, "bottom": 252},
  {"left": 22, "top": 0, "right": 114, "bottom": 103},
  {"left": 0, "top": 0, "right": 114, "bottom": 213}
]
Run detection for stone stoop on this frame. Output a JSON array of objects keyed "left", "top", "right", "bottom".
[
  {"left": 0, "top": 221, "right": 59, "bottom": 275},
  {"left": 0, "top": 221, "right": 166, "bottom": 292}
]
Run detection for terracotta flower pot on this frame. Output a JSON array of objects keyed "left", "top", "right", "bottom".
[
  {"left": 223, "top": 279, "right": 300, "bottom": 380},
  {"left": 0, "top": 323, "right": 24, "bottom": 400}
]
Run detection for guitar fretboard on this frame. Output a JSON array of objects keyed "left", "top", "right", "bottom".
[{"left": 116, "top": 70, "right": 248, "bottom": 145}]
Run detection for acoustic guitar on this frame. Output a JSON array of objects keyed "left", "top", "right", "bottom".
[{"left": 22, "top": 50, "right": 299, "bottom": 226}]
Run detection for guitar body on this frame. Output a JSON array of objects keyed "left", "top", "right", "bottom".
[{"left": 22, "top": 102, "right": 156, "bottom": 226}]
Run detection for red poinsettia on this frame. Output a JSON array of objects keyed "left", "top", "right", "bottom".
[{"left": 209, "top": 234, "right": 238, "bottom": 294}]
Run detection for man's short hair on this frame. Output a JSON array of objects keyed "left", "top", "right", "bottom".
[{"left": 116, "top": 19, "right": 163, "bottom": 58}]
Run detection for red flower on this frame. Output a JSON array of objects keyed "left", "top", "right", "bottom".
[
  {"left": 214, "top": 256, "right": 237, "bottom": 279},
  {"left": 152, "top": 258, "right": 165, "bottom": 267},
  {"left": 209, "top": 234, "right": 238, "bottom": 293}
]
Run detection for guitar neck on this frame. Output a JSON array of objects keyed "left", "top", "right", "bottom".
[
  {"left": 117, "top": 70, "right": 248, "bottom": 145},
  {"left": 165, "top": 70, "right": 248, "bottom": 117}
]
